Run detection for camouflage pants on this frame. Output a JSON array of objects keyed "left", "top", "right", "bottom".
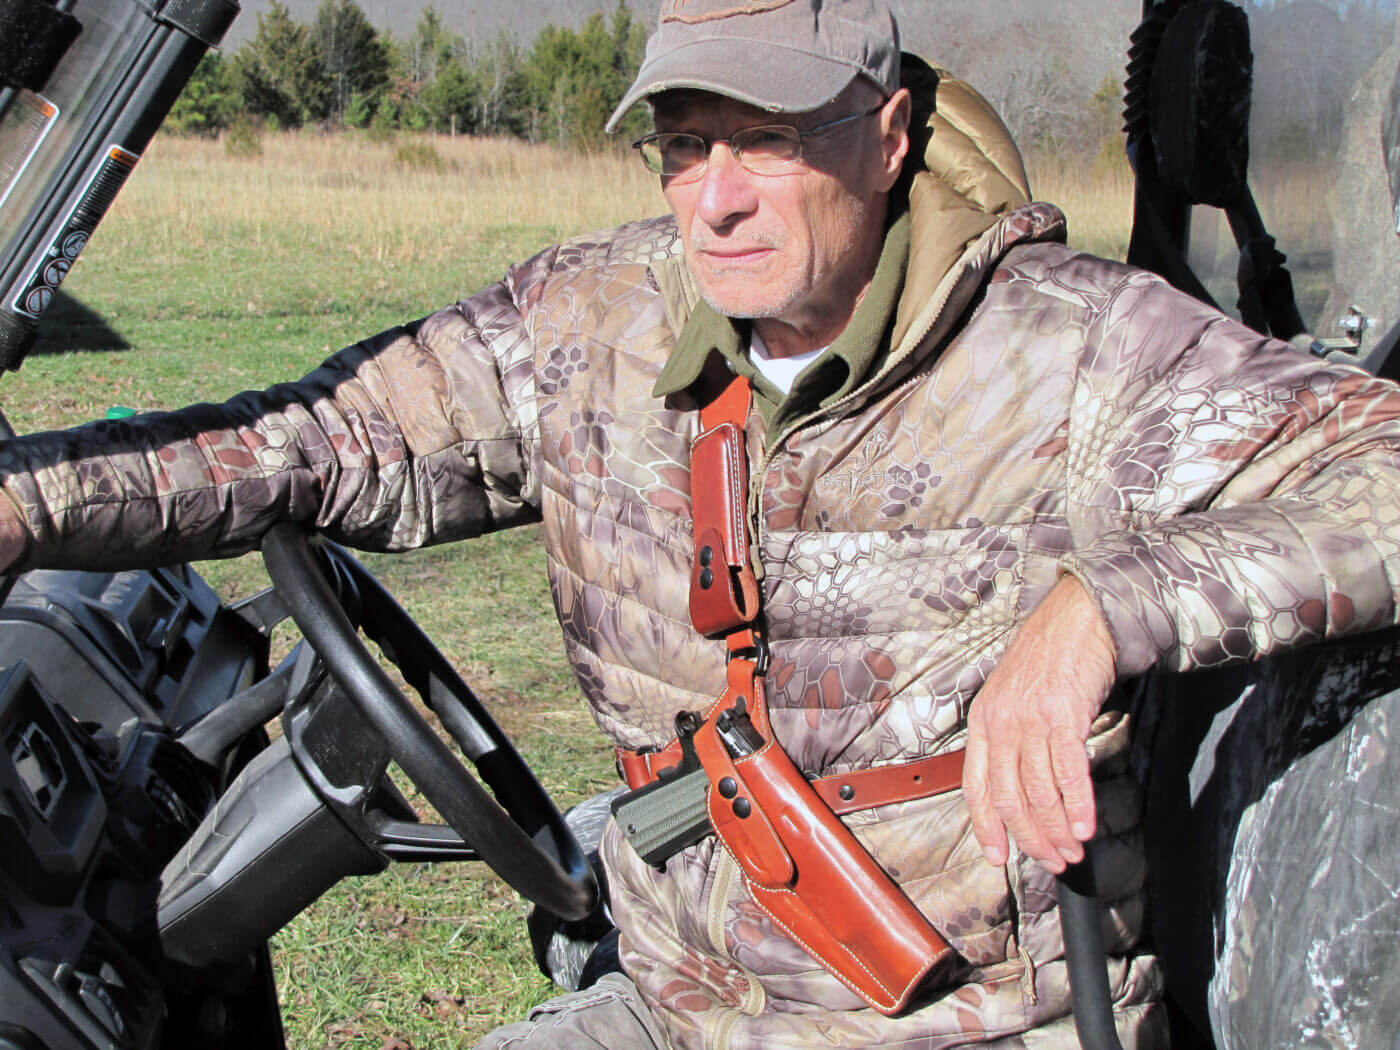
[
  {"left": 473, "top": 970, "right": 1165, "bottom": 1049},
  {"left": 473, "top": 974, "right": 667, "bottom": 1050}
]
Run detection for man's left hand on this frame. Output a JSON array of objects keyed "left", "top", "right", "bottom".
[{"left": 962, "top": 575, "right": 1117, "bottom": 874}]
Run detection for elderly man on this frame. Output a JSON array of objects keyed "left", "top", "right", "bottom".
[{"left": 2, "top": 0, "right": 1399, "bottom": 1047}]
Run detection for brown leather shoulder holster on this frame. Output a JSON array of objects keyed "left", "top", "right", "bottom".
[{"left": 674, "top": 364, "right": 958, "bottom": 1015}]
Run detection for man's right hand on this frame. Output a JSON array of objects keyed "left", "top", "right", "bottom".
[
  {"left": 0, "top": 494, "right": 28, "bottom": 573},
  {"left": 962, "top": 575, "right": 1116, "bottom": 874}
]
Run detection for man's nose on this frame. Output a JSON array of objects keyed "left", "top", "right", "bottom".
[{"left": 694, "top": 141, "right": 759, "bottom": 230}]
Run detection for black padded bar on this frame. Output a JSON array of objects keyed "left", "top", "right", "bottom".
[
  {"left": 0, "top": 310, "right": 35, "bottom": 372},
  {"left": 0, "top": 0, "right": 82, "bottom": 92},
  {"left": 155, "top": 0, "right": 239, "bottom": 47}
]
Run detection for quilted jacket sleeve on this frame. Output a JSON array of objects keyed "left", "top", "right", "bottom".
[
  {"left": 0, "top": 249, "right": 556, "bottom": 572},
  {"left": 1059, "top": 268, "right": 1400, "bottom": 677}
]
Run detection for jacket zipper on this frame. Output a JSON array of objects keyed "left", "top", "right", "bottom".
[
  {"left": 707, "top": 848, "right": 739, "bottom": 956},
  {"left": 717, "top": 225, "right": 1021, "bottom": 1040},
  {"left": 703, "top": 849, "right": 763, "bottom": 1050},
  {"left": 747, "top": 257, "right": 972, "bottom": 549}
]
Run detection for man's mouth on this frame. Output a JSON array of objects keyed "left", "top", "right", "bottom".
[{"left": 698, "top": 246, "right": 774, "bottom": 265}]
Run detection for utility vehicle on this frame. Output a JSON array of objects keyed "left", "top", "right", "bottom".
[{"left": 0, "top": 1, "right": 1395, "bottom": 1047}]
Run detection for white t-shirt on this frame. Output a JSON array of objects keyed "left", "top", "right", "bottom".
[{"left": 749, "top": 329, "right": 827, "bottom": 395}]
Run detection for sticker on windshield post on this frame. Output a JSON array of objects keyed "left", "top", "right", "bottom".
[
  {"left": 0, "top": 91, "right": 60, "bottom": 213},
  {"left": 11, "top": 145, "right": 139, "bottom": 320}
]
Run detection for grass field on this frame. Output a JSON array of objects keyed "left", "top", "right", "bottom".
[
  {"left": 1, "top": 128, "right": 1329, "bottom": 1046},
  {"left": 7, "top": 131, "right": 673, "bottom": 1048}
]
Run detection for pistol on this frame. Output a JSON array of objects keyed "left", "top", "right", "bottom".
[{"left": 612, "top": 702, "right": 763, "bottom": 867}]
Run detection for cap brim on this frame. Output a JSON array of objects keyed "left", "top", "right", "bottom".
[{"left": 605, "top": 38, "right": 862, "bottom": 134}]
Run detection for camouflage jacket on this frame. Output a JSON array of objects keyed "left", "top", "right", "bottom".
[{"left": 5, "top": 72, "right": 1400, "bottom": 1049}]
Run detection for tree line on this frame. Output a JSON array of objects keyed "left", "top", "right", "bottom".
[
  {"left": 169, "top": 0, "right": 1397, "bottom": 164},
  {"left": 167, "top": 0, "right": 650, "bottom": 147}
]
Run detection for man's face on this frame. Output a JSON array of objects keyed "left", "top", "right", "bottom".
[{"left": 653, "top": 88, "right": 909, "bottom": 335}]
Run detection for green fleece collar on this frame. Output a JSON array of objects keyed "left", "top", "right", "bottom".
[{"left": 652, "top": 209, "right": 910, "bottom": 434}]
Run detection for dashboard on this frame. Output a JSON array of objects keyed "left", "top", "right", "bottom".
[{"left": 0, "top": 565, "right": 276, "bottom": 1050}]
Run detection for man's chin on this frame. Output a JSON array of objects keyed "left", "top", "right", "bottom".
[{"left": 694, "top": 276, "right": 796, "bottom": 321}]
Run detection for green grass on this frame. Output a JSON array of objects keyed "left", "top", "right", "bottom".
[
  {"left": 4, "top": 136, "right": 623, "bottom": 1048},
  {"left": 7, "top": 222, "right": 563, "bottom": 432},
  {"left": 258, "top": 532, "right": 616, "bottom": 1047},
  {"left": 243, "top": 532, "right": 616, "bottom": 1049}
]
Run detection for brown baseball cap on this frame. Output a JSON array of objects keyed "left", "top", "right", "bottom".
[{"left": 605, "top": 0, "right": 901, "bottom": 133}]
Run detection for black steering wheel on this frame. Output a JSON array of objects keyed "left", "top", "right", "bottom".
[{"left": 260, "top": 522, "right": 597, "bottom": 921}]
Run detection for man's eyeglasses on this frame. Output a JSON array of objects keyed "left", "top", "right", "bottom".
[{"left": 632, "top": 104, "right": 885, "bottom": 180}]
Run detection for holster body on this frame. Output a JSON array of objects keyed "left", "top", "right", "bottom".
[
  {"left": 677, "top": 367, "right": 956, "bottom": 1015},
  {"left": 692, "top": 676, "right": 957, "bottom": 1015}
]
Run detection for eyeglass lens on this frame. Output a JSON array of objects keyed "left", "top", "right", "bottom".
[{"left": 642, "top": 126, "right": 803, "bottom": 177}]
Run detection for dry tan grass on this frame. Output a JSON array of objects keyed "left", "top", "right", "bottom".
[
  {"left": 123, "top": 132, "right": 670, "bottom": 266},
  {"left": 1024, "top": 147, "right": 1337, "bottom": 326},
  {"left": 121, "top": 131, "right": 1146, "bottom": 269},
  {"left": 1025, "top": 149, "right": 1137, "bottom": 260},
  {"left": 117, "top": 130, "right": 1336, "bottom": 280}
]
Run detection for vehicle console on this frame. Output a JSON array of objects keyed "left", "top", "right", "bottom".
[{"left": 0, "top": 567, "right": 282, "bottom": 1049}]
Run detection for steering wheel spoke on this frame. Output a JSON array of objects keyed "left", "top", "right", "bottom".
[
  {"left": 368, "top": 814, "right": 481, "bottom": 863},
  {"left": 261, "top": 523, "right": 597, "bottom": 921}
]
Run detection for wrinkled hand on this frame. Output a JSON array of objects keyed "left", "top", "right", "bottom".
[
  {"left": 0, "top": 494, "right": 27, "bottom": 574},
  {"left": 963, "top": 575, "right": 1116, "bottom": 874}
]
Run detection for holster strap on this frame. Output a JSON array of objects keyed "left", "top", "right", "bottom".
[
  {"left": 615, "top": 629, "right": 767, "bottom": 787},
  {"left": 616, "top": 741, "right": 684, "bottom": 788},
  {"left": 619, "top": 745, "right": 965, "bottom": 814},
  {"left": 688, "top": 368, "right": 759, "bottom": 636},
  {"left": 675, "top": 366, "right": 958, "bottom": 1014},
  {"left": 817, "top": 749, "right": 965, "bottom": 815}
]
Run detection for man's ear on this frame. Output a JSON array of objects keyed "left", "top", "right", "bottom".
[{"left": 876, "top": 88, "right": 912, "bottom": 191}]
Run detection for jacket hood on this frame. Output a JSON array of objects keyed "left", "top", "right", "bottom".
[{"left": 892, "top": 55, "right": 1033, "bottom": 350}]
